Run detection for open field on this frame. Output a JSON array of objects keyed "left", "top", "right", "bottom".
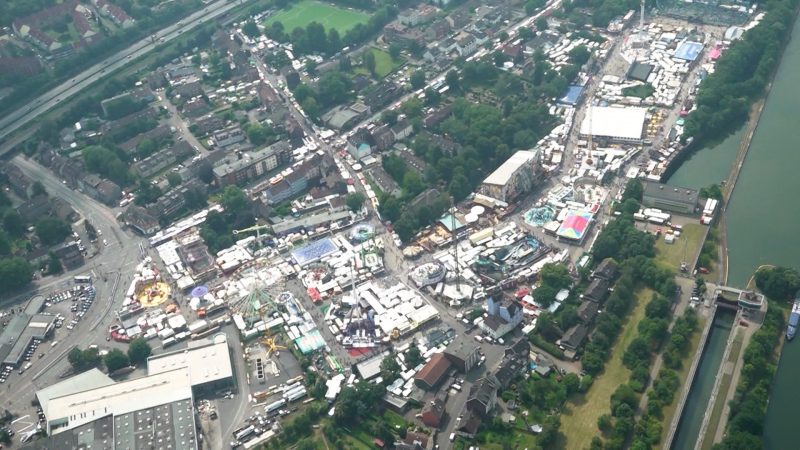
[
  {"left": 558, "top": 289, "right": 653, "bottom": 449},
  {"left": 264, "top": 0, "right": 370, "bottom": 34},
  {"left": 656, "top": 313, "right": 707, "bottom": 447},
  {"left": 354, "top": 47, "right": 403, "bottom": 79},
  {"left": 654, "top": 223, "right": 706, "bottom": 270}
]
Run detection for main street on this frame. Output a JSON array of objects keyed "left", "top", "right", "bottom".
[{"left": 0, "top": 0, "right": 246, "bottom": 147}]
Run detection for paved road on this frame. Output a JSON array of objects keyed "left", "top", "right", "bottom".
[
  {"left": 0, "top": 0, "right": 244, "bottom": 147},
  {"left": 2, "top": 157, "right": 145, "bottom": 441}
]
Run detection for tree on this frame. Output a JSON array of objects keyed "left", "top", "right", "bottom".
[
  {"left": 68, "top": 347, "right": 102, "bottom": 372},
  {"left": 35, "top": 217, "right": 71, "bottom": 246},
  {"left": 46, "top": 252, "right": 63, "bottom": 275},
  {"left": 247, "top": 122, "right": 273, "bottom": 145},
  {"left": 31, "top": 181, "right": 47, "bottom": 197},
  {"left": 406, "top": 343, "right": 424, "bottom": 367},
  {"left": 381, "top": 109, "right": 399, "bottom": 125},
  {"left": 598, "top": 414, "right": 613, "bottom": 432},
  {"left": 242, "top": 20, "right": 260, "bottom": 38},
  {"left": 167, "top": 172, "right": 182, "bottom": 188},
  {"left": 345, "top": 193, "right": 366, "bottom": 212},
  {"left": 221, "top": 186, "right": 249, "bottom": 214},
  {"left": 380, "top": 355, "right": 400, "bottom": 382},
  {"left": 104, "top": 349, "right": 130, "bottom": 372},
  {"left": 389, "top": 44, "right": 402, "bottom": 60},
  {"left": 363, "top": 51, "right": 376, "bottom": 75},
  {"left": 569, "top": 45, "right": 591, "bottom": 66},
  {"left": 445, "top": 69, "right": 460, "bottom": 91},
  {"left": 699, "top": 183, "right": 724, "bottom": 200},
  {"left": 410, "top": 69, "right": 425, "bottom": 89},
  {"left": 127, "top": 338, "right": 152, "bottom": 365},
  {"left": 136, "top": 138, "right": 158, "bottom": 158},
  {"left": 301, "top": 97, "right": 320, "bottom": 119},
  {"left": 754, "top": 266, "right": 800, "bottom": 301},
  {"left": 540, "top": 263, "right": 572, "bottom": 290},
  {"left": 0, "top": 209, "right": 22, "bottom": 237},
  {"left": 535, "top": 17, "right": 548, "bottom": 31}
]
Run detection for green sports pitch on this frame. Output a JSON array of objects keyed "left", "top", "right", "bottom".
[{"left": 264, "top": 0, "right": 370, "bottom": 34}]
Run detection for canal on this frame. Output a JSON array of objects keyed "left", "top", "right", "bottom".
[
  {"left": 667, "top": 13, "right": 800, "bottom": 450},
  {"left": 669, "top": 308, "right": 735, "bottom": 450}
]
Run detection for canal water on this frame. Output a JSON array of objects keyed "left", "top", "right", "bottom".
[
  {"left": 670, "top": 308, "right": 735, "bottom": 450},
  {"left": 668, "top": 14, "right": 800, "bottom": 449}
]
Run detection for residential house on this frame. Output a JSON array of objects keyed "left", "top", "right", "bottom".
[
  {"left": 398, "top": 150, "right": 428, "bottom": 175},
  {"left": 582, "top": 278, "right": 610, "bottom": 304},
  {"left": 346, "top": 128, "right": 373, "bottom": 160},
  {"left": 182, "top": 97, "right": 211, "bottom": 118},
  {"left": 366, "top": 166, "right": 401, "bottom": 197},
  {"left": 592, "top": 258, "right": 619, "bottom": 281},
  {"left": 425, "top": 19, "right": 451, "bottom": 41},
  {"left": 93, "top": 0, "right": 134, "bottom": 28},
  {"left": 560, "top": 323, "right": 589, "bottom": 353},
  {"left": 577, "top": 301, "right": 598, "bottom": 323},
  {"left": 415, "top": 353, "right": 452, "bottom": 390},
  {"left": 504, "top": 337, "right": 530, "bottom": 359},
  {"left": 420, "top": 395, "right": 446, "bottom": 428},
  {"left": 192, "top": 115, "right": 227, "bottom": 137},
  {"left": 446, "top": 12, "right": 470, "bottom": 29},
  {"left": 479, "top": 297, "right": 523, "bottom": 339},
  {"left": 52, "top": 242, "right": 84, "bottom": 270},
  {"left": 80, "top": 175, "right": 121, "bottom": 206},
  {"left": 132, "top": 142, "right": 194, "bottom": 178},
  {"left": 466, "top": 374, "right": 499, "bottom": 418},
  {"left": 213, "top": 141, "right": 292, "bottom": 187},
  {"left": 454, "top": 34, "right": 478, "bottom": 57},
  {"left": 391, "top": 119, "right": 414, "bottom": 141},
  {"left": 383, "top": 23, "right": 425, "bottom": 49},
  {"left": 212, "top": 126, "right": 246, "bottom": 148},
  {"left": 423, "top": 105, "right": 453, "bottom": 129},
  {"left": 4, "top": 163, "right": 32, "bottom": 199},
  {"left": 456, "top": 410, "right": 482, "bottom": 438},
  {"left": 398, "top": 5, "right": 439, "bottom": 27},
  {"left": 494, "top": 356, "right": 526, "bottom": 389},
  {"left": 394, "top": 431, "right": 431, "bottom": 450},
  {"left": 421, "top": 131, "right": 462, "bottom": 155},
  {"left": 123, "top": 206, "right": 160, "bottom": 236},
  {"left": 371, "top": 125, "right": 396, "bottom": 152},
  {"left": 444, "top": 341, "right": 481, "bottom": 373},
  {"left": 262, "top": 153, "right": 328, "bottom": 205}
]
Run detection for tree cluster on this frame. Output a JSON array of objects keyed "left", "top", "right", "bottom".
[
  {"left": 682, "top": 0, "right": 799, "bottom": 145},
  {"left": 333, "top": 381, "right": 384, "bottom": 426},
  {"left": 661, "top": 309, "right": 699, "bottom": 370},
  {"left": 200, "top": 187, "right": 254, "bottom": 253},
  {"left": 68, "top": 347, "right": 102, "bottom": 373},
  {"left": 83, "top": 145, "right": 132, "bottom": 186},
  {"left": 35, "top": 217, "right": 71, "bottom": 246},
  {"left": 292, "top": 70, "right": 354, "bottom": 118},
  {"left": 622, "top": 294, "right": 672, "bottom": 392},
  {"left": 754, "top": 265, "right": 800, "bottom": 301},
  {"left": 533, "top": 263, "right": 573, "bottom": 307}
]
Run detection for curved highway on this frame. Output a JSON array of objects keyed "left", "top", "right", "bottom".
[{"left": 0, "top": 0, "right": 244, "bottom": 143}]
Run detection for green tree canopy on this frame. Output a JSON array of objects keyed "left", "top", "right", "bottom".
[
  {"left": 104, "top": 349, "right": 131, "bottom": 372},
  {"left": 127, "top": 338, "right": 152, "bottom": 365},
  {"left": 35, "top": 217, "right": 71, "bottom": 246}
]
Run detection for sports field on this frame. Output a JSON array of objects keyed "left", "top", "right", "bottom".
[{"left": 264, "top": 0, "right": 370, "bottom": 34}]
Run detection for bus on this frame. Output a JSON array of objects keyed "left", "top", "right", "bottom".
[{"left": 74, "top": 275, "right": 92, "bottom": 285}]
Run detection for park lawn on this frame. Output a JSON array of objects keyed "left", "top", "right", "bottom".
[
  {"left": 264, "top": 0, "right": 370, "bottom": 34},
  {"left": 654, "top": 223, "right": 706, "bottom": 271},
  {"left": 354, "top": 47, "right": 404, "bottom": 79},
  {"left": 656, "top": 313, "right": 707, "bottom": 447},
  {"left": 558, "top": 288, "right": 653, "bottom": 450}
]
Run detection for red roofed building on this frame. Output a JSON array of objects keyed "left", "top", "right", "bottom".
[{"left": 414, "top": 353, "right": 452, "bottom": 390}]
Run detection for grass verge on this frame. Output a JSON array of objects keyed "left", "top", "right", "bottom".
[
  {"left": 558, "top": 288, "right": 653, "bottom": 450},
  {"left": 264, "top": 0, "right": 370, "bottom": 34},
  {"left": 654, "top": 223, "right": 706, "bottom": 271}
]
